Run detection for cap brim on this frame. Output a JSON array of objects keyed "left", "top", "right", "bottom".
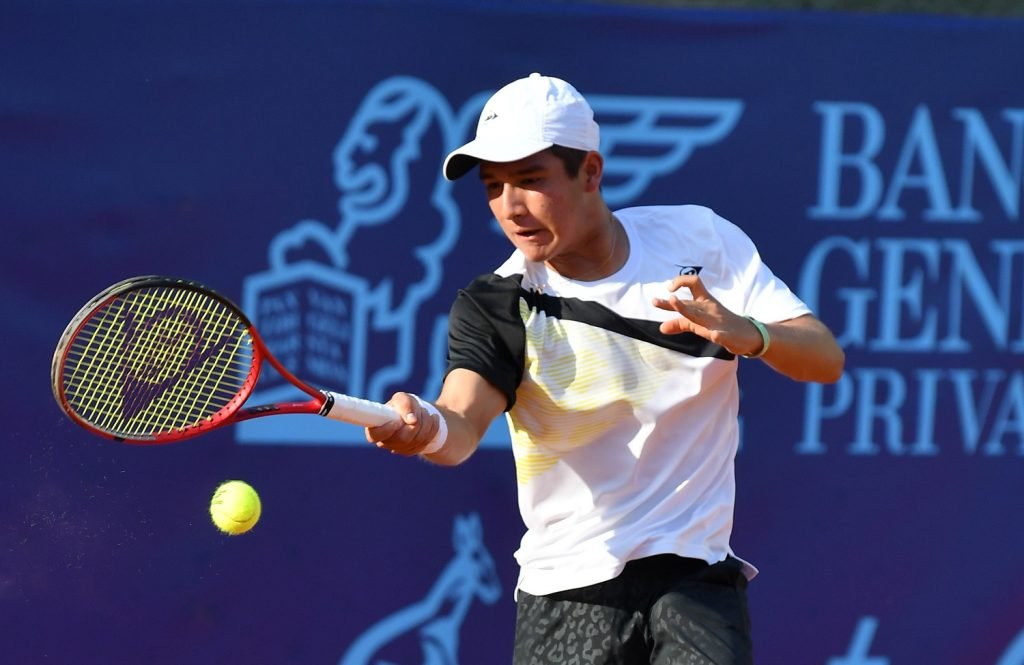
[{"left": 442, "top": 137, "right": 554, "bottom": 181}]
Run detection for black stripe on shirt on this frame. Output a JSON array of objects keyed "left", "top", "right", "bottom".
[{"left": 520, "top": 289, "right": 735, "bottom": 360}]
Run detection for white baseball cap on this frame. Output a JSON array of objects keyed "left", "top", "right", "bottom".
[{"left": 443, "top": 73, "right": 601, "bottom": 181}]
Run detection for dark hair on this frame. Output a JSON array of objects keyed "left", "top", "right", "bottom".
[{"left": 548, "top": 145, "right": 588, "bottom": 178}]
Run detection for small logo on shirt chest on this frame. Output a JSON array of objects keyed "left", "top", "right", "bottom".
[{"left": 675, "top": 265, "right": 703, "bottom": 276}]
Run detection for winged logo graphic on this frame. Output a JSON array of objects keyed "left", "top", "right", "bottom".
[{"left": 589, "top": 95, "right": 744, "bottom": 205}]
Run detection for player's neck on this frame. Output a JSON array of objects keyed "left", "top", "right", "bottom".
[{"left": 549, "top": 211, "right": 628, "bottom": 282}]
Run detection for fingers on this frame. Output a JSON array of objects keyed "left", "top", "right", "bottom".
[
  {"left": 365, "top": 392, "right": 440, "bottom": 456},
  {"left": 651, "top": 288, "right": 698, "bottom": 335},
  {"left": 652, "top": 274, "right": 711, "bottom": 317},
  {"left": 658, "top": 314, "right": 695, "bottom": 336},
  {"left": 651, "top": 293, "right": 686, "bottom": 315},
  {"left": 667, "top": 274, "right": 711, "bottom": 298},
  {"left": 652, "top": 274, "right": 721, "bottom": 338}
]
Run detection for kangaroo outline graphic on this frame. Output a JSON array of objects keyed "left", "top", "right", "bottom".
[{"left": 338, "top": 513, "right": 502, "bottom": 665}]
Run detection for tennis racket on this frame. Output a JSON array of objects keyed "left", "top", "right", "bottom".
[{"left": 51, "top": 275, "right": 405, "bottom": 444}]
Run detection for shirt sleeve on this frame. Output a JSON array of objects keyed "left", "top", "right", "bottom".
[
  {"left": 446, "top": 273, "right": 525, "bottom": 411},
  {"left": 712, "top": 213, "right": 812, "bottom": 324}
]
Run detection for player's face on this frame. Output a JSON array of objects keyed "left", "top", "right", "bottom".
[{"left": 480, "top": 150, "right": 596, "bottom": 267}]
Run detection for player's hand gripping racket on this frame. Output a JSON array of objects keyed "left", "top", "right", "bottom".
[{"left": 51, "top": 276, "right": 409, "bottom": 444}]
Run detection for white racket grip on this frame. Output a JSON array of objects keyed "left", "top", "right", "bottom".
[
  {"left": 320, "top": 391, "right": 397, "bottom": 427},
  {"left": 319, "top": 391, "right": 447, "bottom": 455}
]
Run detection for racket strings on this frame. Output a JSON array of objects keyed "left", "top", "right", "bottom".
[
  {"left": 119, "top": 287, "right": 225, "bottom": 434},
  {"left": 60, "top": 286, "right": 255, "bottom": 438},
  {"left": 150, "top": 288, "right": 248, "bottom": 433},
  {"left": 75, "top": 288, "right": 248, "bottom": 434},
  {"left": 128, "top": 287, "right": 253, "bottom": 432}
]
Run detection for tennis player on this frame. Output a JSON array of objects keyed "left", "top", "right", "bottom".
[{"left": 367, "top": 73, "right": 845, "bottom": 665}]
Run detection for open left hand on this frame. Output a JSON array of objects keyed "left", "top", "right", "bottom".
[{"left": 652, "top": 274, "right": 764, "bottom": 357}]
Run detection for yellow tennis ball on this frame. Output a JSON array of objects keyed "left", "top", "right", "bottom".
[{"left": 209, "top": 480, "right": 261, "bottom": 535}]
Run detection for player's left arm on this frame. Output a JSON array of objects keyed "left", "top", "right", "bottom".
[
  {"left": 741, "top": 313, "right": 845, "bottom": 383},
  {"left": 653, "top": 274, "right": 845, "bottom": 384}
]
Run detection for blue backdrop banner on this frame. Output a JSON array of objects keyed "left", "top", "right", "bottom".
[{"left": 3, "top": 2, "right": 1023, "bottom": 663}]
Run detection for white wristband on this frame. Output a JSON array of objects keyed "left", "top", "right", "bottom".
[{"left": 410, "top": 394, "right": 448, "bottom": 455}]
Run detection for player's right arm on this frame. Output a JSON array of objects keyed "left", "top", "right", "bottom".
[
  {"left": 368, "top": 274, "right": 520, "bottom": 463},
  {"left": 365, "top": 368, "right": 506, "bottom": 466}
]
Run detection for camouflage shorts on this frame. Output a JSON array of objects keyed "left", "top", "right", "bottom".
[{"left": 513, "top": 555, "right": 752, "bottom": 665}]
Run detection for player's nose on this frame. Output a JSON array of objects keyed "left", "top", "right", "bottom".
[{"left": 496, "top": 184, "right": 526, "bottom": 221}]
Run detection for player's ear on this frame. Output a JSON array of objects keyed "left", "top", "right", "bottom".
[{"left": 581, "top": 151, "right": 603, "bottom": 192}]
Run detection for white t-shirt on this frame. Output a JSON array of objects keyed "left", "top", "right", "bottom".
[{"left": 446, "top": 205, "right": 811, "bottom": 596}]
